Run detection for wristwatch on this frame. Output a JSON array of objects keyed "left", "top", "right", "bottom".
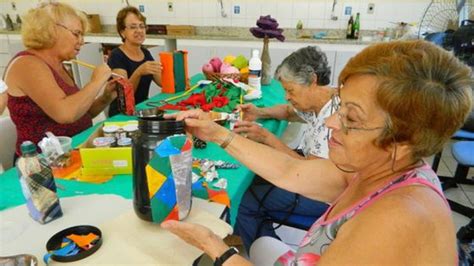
[{"left": 214, "top": 246, "right": 239, "bottom": 266}]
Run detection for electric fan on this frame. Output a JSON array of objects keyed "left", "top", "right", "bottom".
[{"left": 418, "top": 0, "right": 473, "bottom": 38}]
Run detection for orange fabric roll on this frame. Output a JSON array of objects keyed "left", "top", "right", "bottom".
[{"left": 160, "top": 52, "right": 175, "bottom": 93}]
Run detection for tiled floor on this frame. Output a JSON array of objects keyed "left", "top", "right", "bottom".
[{"left": 427, "top": 140, "right": 474, "bottom": 231}]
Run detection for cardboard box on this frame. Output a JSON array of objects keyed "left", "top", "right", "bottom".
[
  {"left": 86, "top": 14, "right": 102, "bottom": 33},
  {"left": 147, "top": 24, "right": 167, "bottom": 35},
  {"left": 79, "top": 125, "right": 132, "bottom": 175},
  {"left": 166, "top": 25, "right": 195, "bottom": 36}
]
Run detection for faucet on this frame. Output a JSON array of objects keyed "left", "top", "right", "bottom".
[
  {"left": 218, "top": 0, "right": 227, "bottom": 18},
  {"left": 330, "top": 0, "right": 338, "bottom": 21}
]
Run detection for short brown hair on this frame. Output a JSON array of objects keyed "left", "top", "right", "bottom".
[
  {"left": 21, "top": 2, "right": 88, "bottom": 49},
  {"left": 339, "top": 40, "right": 473, "bottom": 159},
  {"left": 116, "top": 6, "right": 147, "bottom": 42}
]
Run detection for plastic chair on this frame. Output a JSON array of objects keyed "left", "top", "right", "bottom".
[
  {"left": 439, "top": 141, "right": 474, "bottom": 218},
  {"left": 431, "top": 129, "right": 474, "bottom": 172},
  {"left": 0, "top": 116, "right": 17, "bottom": 170}
]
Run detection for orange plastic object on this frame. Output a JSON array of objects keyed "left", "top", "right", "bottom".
[
  {"left": 159, "top": 52, "right": 175, "bottom": 93},
  {"left": 66, "top": 233, "right": 99, "bottom": 249},
  {"left": 52, "top": 150, "right": 82, "bottom": 179}
]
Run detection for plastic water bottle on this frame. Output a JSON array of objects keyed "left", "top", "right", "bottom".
[
  {"left": 16, "top": 141, "right": 62, "bottom": 224},
  {"left": 248, "top": 49, "right": 262, "bottom": 91}
]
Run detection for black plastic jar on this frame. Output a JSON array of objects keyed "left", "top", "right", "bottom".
[{"left": 132, "top": 109, "right": 185, "bottom": 221}]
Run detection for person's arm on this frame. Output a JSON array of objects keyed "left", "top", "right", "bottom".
[
  {"left": 161, "top": 220, "right": 252, "bottom": 266},
  {"left": 170, "top": 109, "right": 348, "bottom": 202},
  {"left": 108, "top": 48, "right": 159, "bottom": 93},
  {"left": 240, "top": 103, "right": 304, "bottom": 122},
  {"left": 318, "top": 187, "right": 456, "bottom": 265},
  {"left": 7, "top": 56, "right": 110, "bottom": 124},
  {"left": 233, "top": 121, "right": 316, "bottom": 160},
  {"left": 87, "top": 79, "right": 118, "bottom": 117},
  {"left": 111, "top": 61, "right": 161, "bottom": 94}
]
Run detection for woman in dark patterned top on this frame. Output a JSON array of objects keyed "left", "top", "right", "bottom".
[
  {"left": 107, "top": 6, "right": 162, "bottom": 117},
  {"left": 5, "top": 2, "right": 116, "bottom": 157}
]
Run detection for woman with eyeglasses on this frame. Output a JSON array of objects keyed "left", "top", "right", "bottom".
[
  {"left": 4, "top": 2, "right": 115, "bottom": 159},
  {"left": 162, "top": 40, "right": 472, "bottom": 265},
  {"left": 107, "top": 6, "right": 162, "bottom": 117},
  {"left": 232, "top": 46, "right": 335, "bottom": 253}
]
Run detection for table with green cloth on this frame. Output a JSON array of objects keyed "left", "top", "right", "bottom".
[{"left": 0, "top": 74, "right": 288, "bottom": 226}]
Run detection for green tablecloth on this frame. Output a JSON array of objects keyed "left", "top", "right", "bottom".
[{"left": 0, "top": 74, "right": 288, "bottom": 225}]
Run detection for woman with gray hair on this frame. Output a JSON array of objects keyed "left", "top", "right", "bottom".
[{"left": 232, "top": 46, "right": 336, "bottom": 252}]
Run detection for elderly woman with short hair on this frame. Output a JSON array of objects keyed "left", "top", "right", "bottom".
[
  {"left": 233, "top": 46, "right": 334, "bottom": 252},
  {"left": 4, "top": 2, "right": 115, "bottom": 158},
  {"left": 163, "top": 40, "right": 472, "bottom": 265}
]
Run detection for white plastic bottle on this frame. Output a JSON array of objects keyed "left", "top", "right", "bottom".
[{"left": 248, "top": 49, "right": 262, "bottom": 91}]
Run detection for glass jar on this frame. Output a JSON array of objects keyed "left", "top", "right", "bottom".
[
  {"left": 123, "top": 124, "right": 139, "bottom": 139},
  {"left": 102, "top": 125, "right": 119, "bottom": 139},
  {"left": 132, "top": 112, "right": 185, "bottom": 222}
]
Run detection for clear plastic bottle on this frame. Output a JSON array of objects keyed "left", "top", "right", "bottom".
[
  {"left": 248, "top": 49, "right": 262, "bottom": 91},
  {"left": 16, "top": 141, "right": 62, "bottom": 224}
]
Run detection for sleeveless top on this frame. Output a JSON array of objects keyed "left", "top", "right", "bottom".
[
  {"left": 6, "top": 51, "right": 92, "bottom": 155},
  {"left": 275, "top": 163, "right": 448, "bottom": 265}
]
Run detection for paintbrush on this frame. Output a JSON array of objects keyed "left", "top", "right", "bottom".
[{"left": 71, "top": 59, "right": 124, "bottom": 79}]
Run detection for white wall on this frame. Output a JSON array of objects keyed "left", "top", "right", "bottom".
[{"left": 0, "top": 0, "right": 431, "bottom": 30}]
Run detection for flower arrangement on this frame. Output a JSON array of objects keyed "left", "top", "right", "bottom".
[
  {"left": 249, "top": 15, "right": 284, "bottom": 84},
  {"left": 250, "top": 15, "right": 285, "bottom": 42}
]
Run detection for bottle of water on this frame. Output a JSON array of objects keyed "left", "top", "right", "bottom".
[
  {"left": 248, "top": 49, "right": 262, "bottom": 91},
  {"left": 16, "top": 141, "right": 62, "bottom": 224}
]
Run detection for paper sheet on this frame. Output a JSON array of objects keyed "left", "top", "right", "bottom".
[{"left": 61, "top": 207, "right": 232, "bottom": 265}]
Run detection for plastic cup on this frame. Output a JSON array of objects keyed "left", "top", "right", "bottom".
[
  {"left": 57, "top": 136, "right": 72, "bottom": 154},
  {"left": 39, "top": 136, "right": 72, "bottom": 167}
]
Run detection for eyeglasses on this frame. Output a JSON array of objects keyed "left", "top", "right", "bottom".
[
  {"left": 124, "top": 24, "right": 148, "bottom": 31},
  {"left": 56, "top": 23, "right": 84, "bottom": 40},
  {"left": 329, "top": 92, "right": 389, "bottom": 135}
]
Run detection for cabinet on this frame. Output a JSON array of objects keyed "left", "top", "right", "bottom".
[
  {"left": 177, "top": 40, "right": 358, "bottom": 87},
  {"left": 72, "top": 42, "right": 104, "bottom": 88},
  {"left": 0, "top": 33, "right": 366, "bottom": 88}
]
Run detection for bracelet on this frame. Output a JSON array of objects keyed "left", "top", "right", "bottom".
[
  {"left": 219, "top": 131, "right": 235, "bottom": 149},
  {"left": 214, "top": 246, "right": 239, "bottom": 266}
]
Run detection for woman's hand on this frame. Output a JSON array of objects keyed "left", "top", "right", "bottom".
[
  {"left": 101, "top": 79, "right": 118, "bottom": 102},
  {"left": 137, "top": 61, "right": 162, "bottom": 76},
  {"left": 233, "top": 121, "right": 270, "bottom": 144},
  {"left": 164, "top": 109, "right": 227, "bottom": 143},
  {"left": 91, "top": 63, "right": 112, "bottom": 83},
  {"left": 161, "top": 220, "right": 227, "bottom": 254},
  {"left": 237, "top": 103, "right": 261, "bottom": 122}
]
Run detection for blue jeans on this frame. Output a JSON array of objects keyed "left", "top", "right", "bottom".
[{"left": 234, "top": 183, "right": 329, "bottom": 252}]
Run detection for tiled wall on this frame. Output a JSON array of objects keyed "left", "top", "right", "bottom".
[{"left": 0, "top": 0, "right": 430, "bottom": 30}]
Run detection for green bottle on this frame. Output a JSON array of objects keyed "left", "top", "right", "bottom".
[{"left": 353, "top": 13, "right": 360, "bottom": 39}]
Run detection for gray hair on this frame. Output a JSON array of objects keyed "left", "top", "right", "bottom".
[{"left": 274, "top": 46, "right": 331, "bottom": 86}]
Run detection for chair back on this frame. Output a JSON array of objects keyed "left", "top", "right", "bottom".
[{"left": 0, "top": 116, "right": 17, "bottom": 171}]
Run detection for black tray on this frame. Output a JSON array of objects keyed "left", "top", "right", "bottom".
[{"left": 46, "top": 225, "right": 102, "bottom": 262}]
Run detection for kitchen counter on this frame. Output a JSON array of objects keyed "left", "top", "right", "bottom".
[{"left": 0, "top": 26, "right": 377, "bottom": 47}]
